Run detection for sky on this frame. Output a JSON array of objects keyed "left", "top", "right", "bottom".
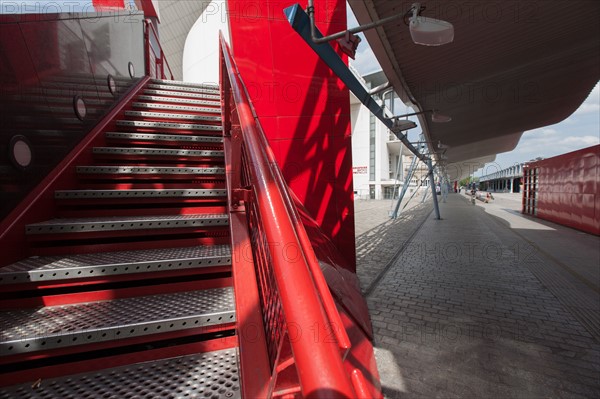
[{"left": 346, "top": 3, "right": 600, "bottom": 178}]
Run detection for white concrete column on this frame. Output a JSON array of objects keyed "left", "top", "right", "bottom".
[{"left": 182, "top": 0, "right": 231, "bottom": 85}]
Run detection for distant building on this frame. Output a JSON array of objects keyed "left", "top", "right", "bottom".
[
  {"left": 479, "top": 163, "right": 525, "bottom": 193},
  {"left": 350, "top": 70, "right": 429, "bottom": 200}
]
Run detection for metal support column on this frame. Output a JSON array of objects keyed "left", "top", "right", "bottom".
[
  {"left": 400, "top": 176, "right": 425, "bottom": 212},
  {"left": 391, "top": 154, "right": 418, "bottom": 219},
  {"left": 427, "top": 159, "right": 441, "bottom": 220}
]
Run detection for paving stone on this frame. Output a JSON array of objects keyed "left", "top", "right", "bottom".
[{"left": 356, "top": 194, "right": 600, "bottom": 398}]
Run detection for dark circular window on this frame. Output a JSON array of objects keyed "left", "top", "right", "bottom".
[
  {"left": 128, "top": 62, "right": 135, "bottom": 78},
  {"left": 73, "top": 95, "right": 87, "bottom": 120},
  {"left": 9, "top": 135, "right": 33, "bottom": 170},
  {"left": 107, "top": 74, "right": 117, "bottom": 96}
]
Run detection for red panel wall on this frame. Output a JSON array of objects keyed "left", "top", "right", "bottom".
[
  {"left": 227, "top": 0, "right": 356, "bottom": 270},
  {"left": 525, "top": 145, "right": 599, "bottom": 235},
  {"left": 92, "top": 0, "right": 125, "bottom": 9}
]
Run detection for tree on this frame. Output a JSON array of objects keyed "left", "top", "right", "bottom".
[{"left": 459, "top": 176, "right": 480, "bottom": 189}]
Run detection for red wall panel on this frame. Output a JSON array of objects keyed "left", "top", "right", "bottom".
[
  {"left": 227, "top": 0, "right": 356, "bottom": 270},
  {"left": 524, "top": 145, "right": 600, "bottom": 235},
  {"left": 92, "top": 0, "right": 125, "bottom": 9}
]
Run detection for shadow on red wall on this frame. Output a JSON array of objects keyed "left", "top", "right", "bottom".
[
  {"left": 523, "top": 144, "right": 599, "bottom": 235},
  {"left": 227, "top": 0, "right": 357, "bottom": 270}
]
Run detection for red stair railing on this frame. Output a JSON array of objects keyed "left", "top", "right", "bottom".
[
  {"left": 219, "top": 32, "right": 358, "bottom": 398},
  {"left": 144, "top": 19, "right": 174, "bottom": 80}
]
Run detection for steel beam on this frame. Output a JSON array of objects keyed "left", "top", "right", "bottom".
[
  {"left": 391, "top": 155, "right": 417, "bottom": 219},
  {"left": 285, "top": 4, "right": 425, "bottom": 162},
  {"left": 286, "top": 4, "right": 442, "bottom": 220},
  {"left": 427, "top": 159, "right": 441, "bottom": 219}
]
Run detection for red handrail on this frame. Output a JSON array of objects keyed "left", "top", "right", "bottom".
[
  {"left": 219, "top": 33, "right": 356, "bottom": 397},
  {"left": 143, "top": 19, "right": 174, "bottom": 80}
]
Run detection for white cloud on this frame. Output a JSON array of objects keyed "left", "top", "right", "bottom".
[
  {"left": 347, "top": 2, "right": 382, "bottom": 75},
  {"left": 572, "top": 82, "right": 599, "bottom": 116},
  {"left": 574, "top": 103, "right": 600, "bottom": 115},
  {"left": 560, "top": 135, "right": 599, "bottom": 145},
  {"left": 517, "top": 128, "right": 599, "bottom": 155},
  {"left": 349, "top": 39, "right": 381, "bottom": 75}
]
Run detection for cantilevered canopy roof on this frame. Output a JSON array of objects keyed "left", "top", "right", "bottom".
[{"left": 349, "top": 0, "right": 600, "bottom": 177}]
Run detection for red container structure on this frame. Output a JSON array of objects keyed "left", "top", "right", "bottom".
[{"left": 523, "top": 145, "right": 600, "bottom": 235}]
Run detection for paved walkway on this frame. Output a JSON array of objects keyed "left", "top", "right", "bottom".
[
  {"left": 354, "top": 195, "right": 433, "bottom": 294},
  {"left": 355, "top": 193, "right": 600, "bottom": 398}
]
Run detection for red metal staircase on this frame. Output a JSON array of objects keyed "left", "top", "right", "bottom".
[
  {"left": 0, "top": 79, "right": 242, "bottom": 398},
  {"left": 0, "top": 27, "right": 382, "bottom": 397}
]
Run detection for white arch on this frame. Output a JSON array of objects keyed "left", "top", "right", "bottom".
[{"left": 182, "top": 0, "right": 231, "bottom": 85}]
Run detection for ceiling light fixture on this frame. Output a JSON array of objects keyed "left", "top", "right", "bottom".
[
  {"left": 391, "top": 119, "right": 418, "bottom": 133},
  {"left": 407, "top": 4, "right": 454, "bottom": 46},
  {"left": 390, "top": 109, "right": 452, "bottom": 123},
  {"left": 305, "top": 2, "right": 454, "bottom": 58}
]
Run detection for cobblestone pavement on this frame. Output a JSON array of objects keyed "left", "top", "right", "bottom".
[
  {"left": 356, "top": 193, "right": 600, "bottom": 398},
  {"left": 354, "top": 195, "right": 434, "bottom": 294}
]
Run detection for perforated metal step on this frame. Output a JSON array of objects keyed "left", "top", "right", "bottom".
[
  {"left": 92, "top": 147, "right": 224, "bottom": 158},
  {"left": 151, "top": 78, "right": 219, "bottom": 91},
  {"left": 116, "top": 120, "right": 222, "bottom": 132},
  {"left": 55, "top": 188, "right": 227, "bottom": 200},
  {"left": 105, "top": 132, "right": 223, "bottom": 144},
  {"left": 26, "top": 214, "right": 229, "bottom": 235},
  {"left": 136, "top": 94, "right": 220, "bottom": 106},
  {"left": 144, "top": 89, "right": 220, "bottom": 101},
  {"left": 147, "top": 83, "right": 220, "bottom": 95},
  {"left": 0, "top": 347, "right": 240, "bottom": 399},
  {"left": 76, "top": 165, "right": 225, "bottom": 175},
  {"left": 0, "top": 288, "right": 235, "bottom": 355},
  {"left": 132, "top": 101, "right": 222, "bottom": 113},
  {"left": 0, "top": 245, "right": 231, "bottom": 285},
  {"left": 124, "top": 110, "right": 221, "bottom": 122}
]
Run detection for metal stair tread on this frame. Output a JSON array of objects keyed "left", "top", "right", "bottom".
[
  {"left": 26, "top": 214, "right": 229, "bottom": 234},
  {"left": 143, "top": 89, "right": 220, "bottom": 100},
  {"left": 132, "top": 101, "right": 221, "bottom": 114},
  {"left": 124, "top": 110, "right": 221, "bottom": 122},
  {"left": 55, "top": 188, "right": 227, "bottom": 199},
  {"left": 116, "top": 120, "right": 222, "bottom": 131},
  {"left": 0, "top": 347, "right": 240, "bottom": 399},
  {"left": 151, "top": 78, "right": 219, "bottom": 90},
  {"left": 147, "top": 83, "right": 220, "bottom": 94},
  {"left": 0, "top": 245, "right": 232, "bottom": 284},
  {"left": 92, "top": 147, "right": 224, "bottom": 157},
  {"left": 105, "top": 132, "right": 223, "bottom": 144},
  {"left": 136, "top": 95, "right": 221, "bottom": 106},
  {"left": 0, "top": 288, "right": 235, "bottom": 355},
  {"left": 76, "top": 165, "right": 225, "bottom": 174}
]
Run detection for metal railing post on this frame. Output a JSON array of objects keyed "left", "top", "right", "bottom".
[
  {"left": 391, "top": 155, "right": 418, "bottom": 219},
  {"left": 143, "top": 21, "right": 151, "bottom": 77},
  {"left": 427, "top": 159, "right": 441, "bottom": 219}
]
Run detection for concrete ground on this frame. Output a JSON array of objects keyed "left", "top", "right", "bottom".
[{"left": 355, "top": 192, "right": 600, "bottom": 398}]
